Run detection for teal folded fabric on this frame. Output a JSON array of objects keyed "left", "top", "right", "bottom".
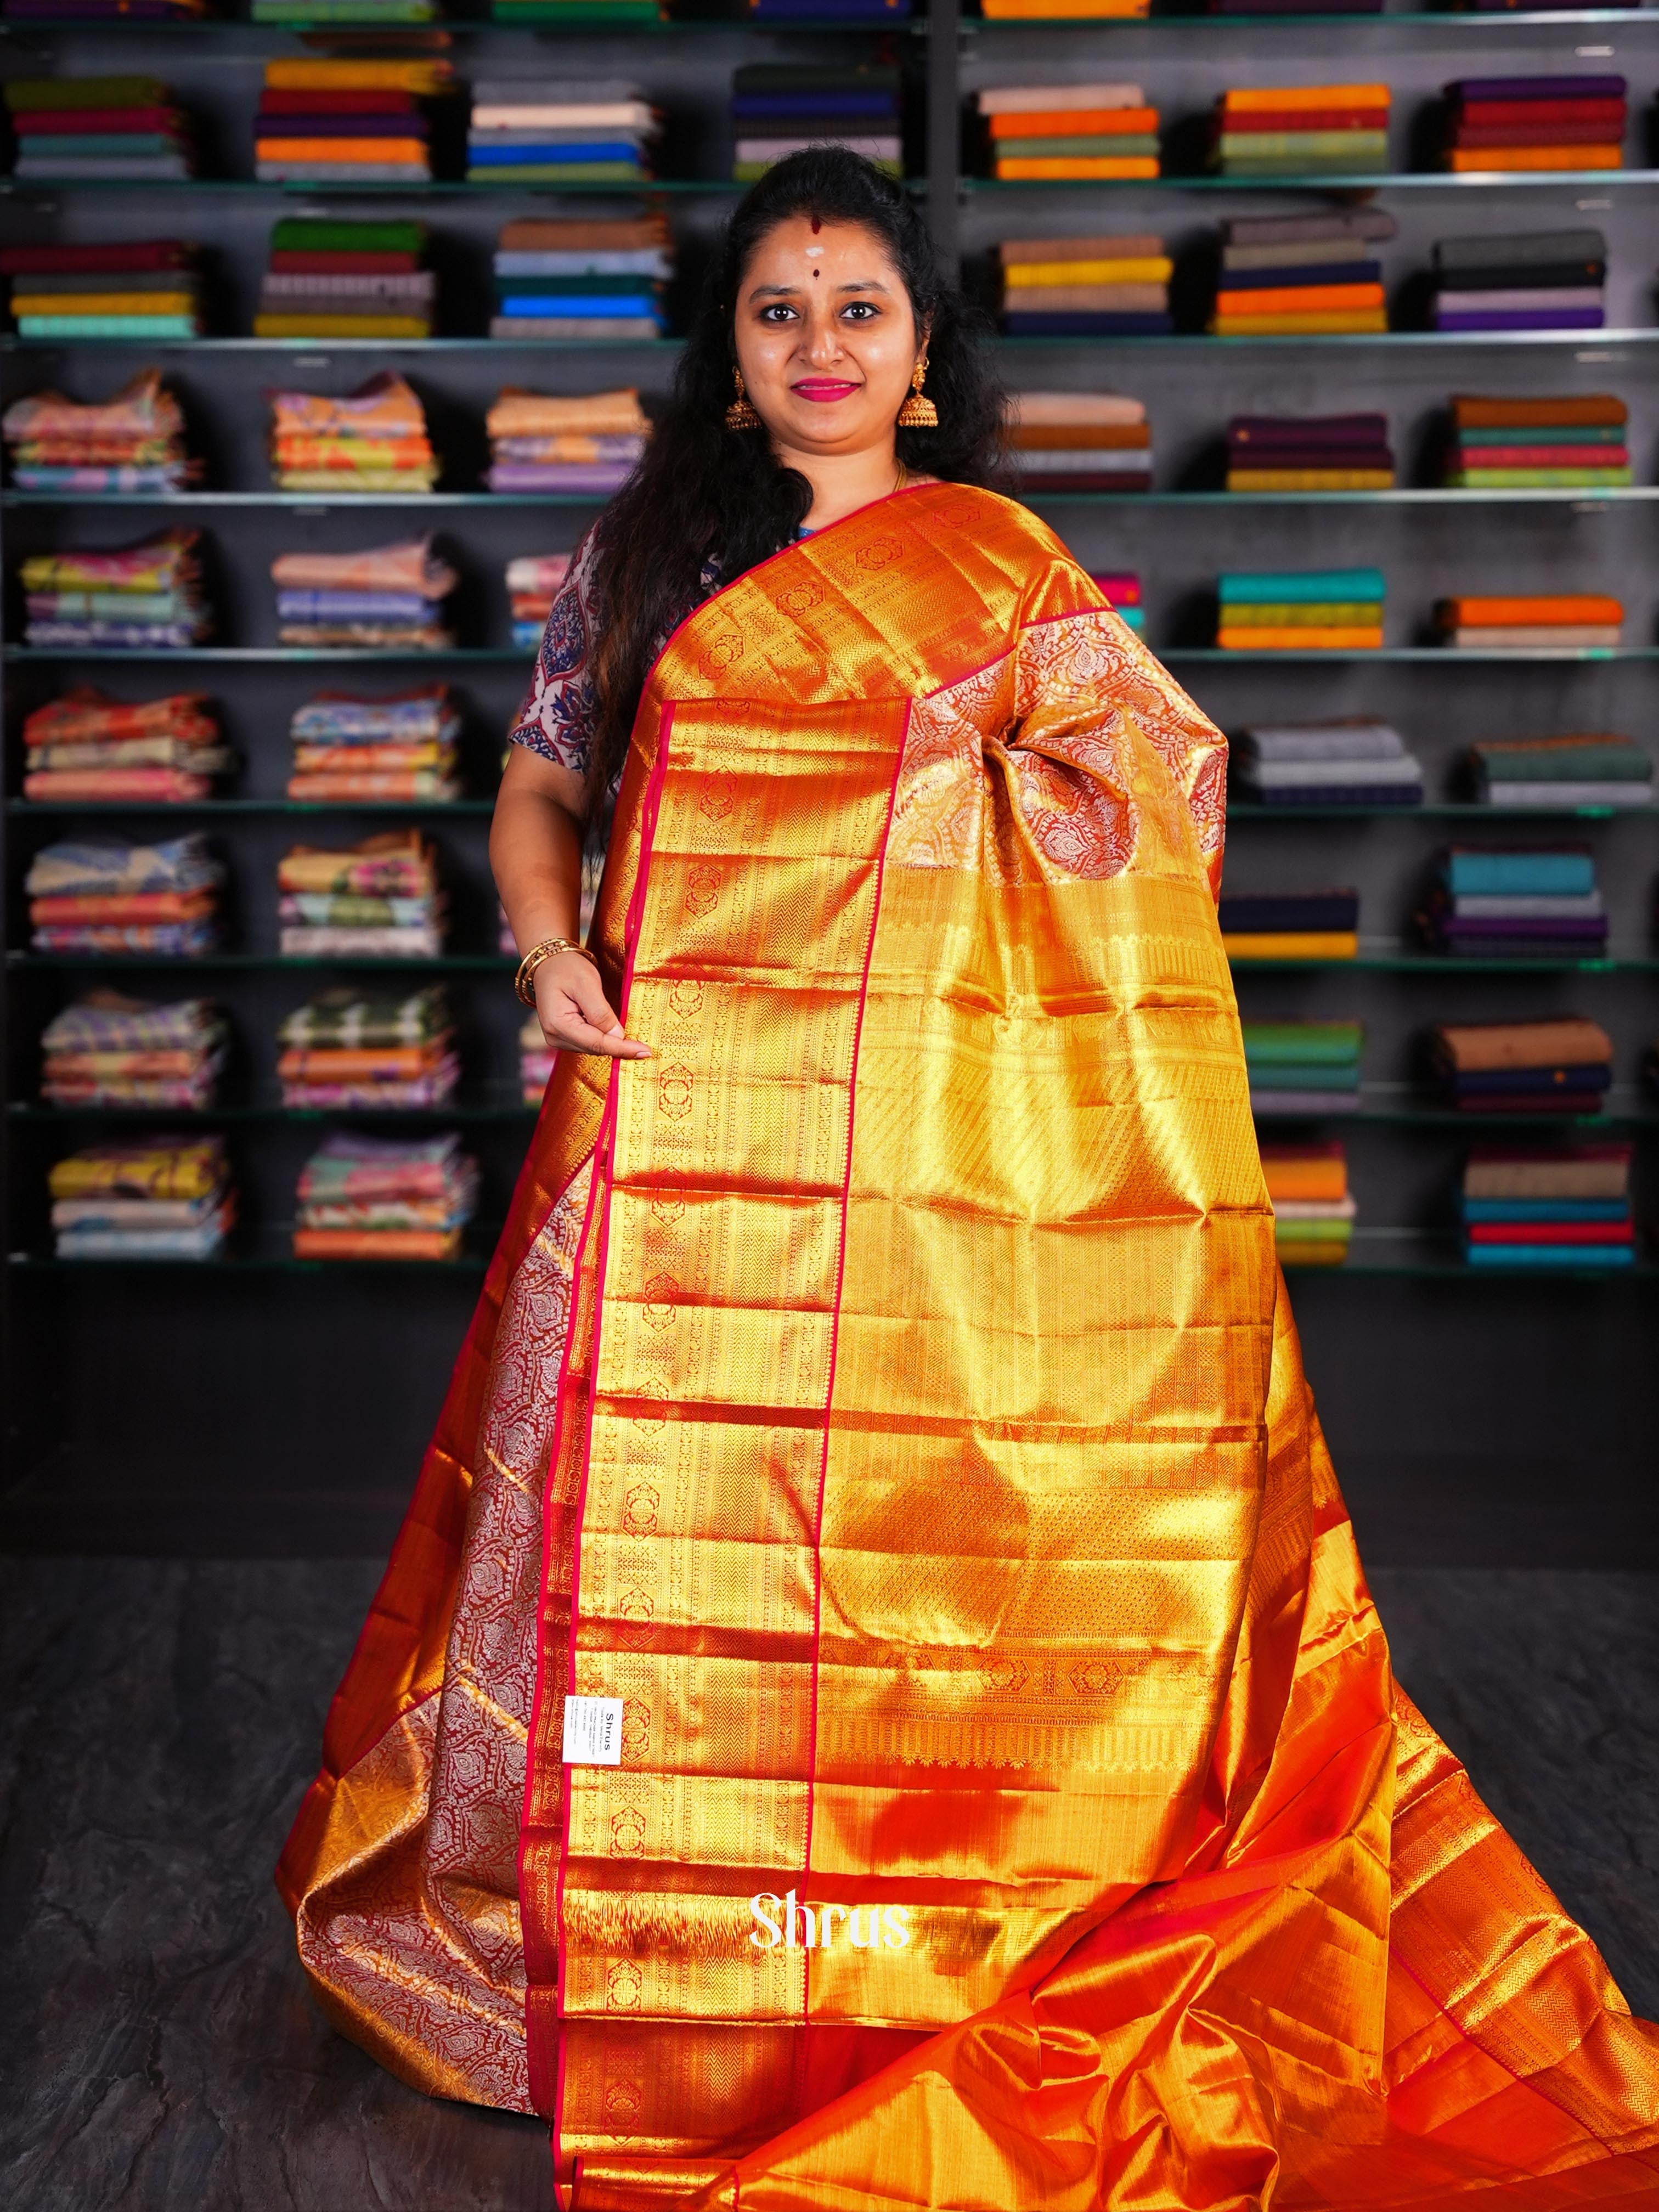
[{"left": 1220, "top": 568, "right": 1387, "bottom": 603}]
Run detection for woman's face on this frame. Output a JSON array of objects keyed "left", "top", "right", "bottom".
[{"left": 732, "top": 215, "right": 923, "bottom": 460}]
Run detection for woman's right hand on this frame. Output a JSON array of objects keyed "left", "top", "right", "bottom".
[{"left": 534, "top": 951, "right": 652, "bottom": 1059}]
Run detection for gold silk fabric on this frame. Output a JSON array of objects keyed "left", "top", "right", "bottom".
[{"left": 279, "top": 484, "right": 1659, "bottom": 2207}]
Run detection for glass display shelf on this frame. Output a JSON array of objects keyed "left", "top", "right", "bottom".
[
  {"left": 965, "top": 171, "right": 1659, "bottom": 192},
  {"left": 8, "top": 645, "right": 1659, "bottom": 666},
  {"left": 8, "top": 485, "right": 1659, "bottom": 512},
  {"left": 962, "top": 8, "right": 1659, "bottom": 27},
  {"left": 1284, "top": 1229, "right": 1658, "bottom": 1280},
  {"left": 0, "top": 177, "right": 752, "bottom": 199},
  {"left": 0, "top": 336, "right": 685, "bottom": 355},
  {"left": 1253, "top": 1096, "right": 1659, "bottom": 1129},
  {"left": 8, "top": 950, "right": 516, "bottom": 972},
  {"left": 0, "top": 13, "right": 930, "bottom": 36},
  {"left": 995, "top": 329, "right": 1659, "bottom": 351},
  {"left": 1170, "top": 646, "right": 1659, "bottom": 663},
  {"left": 7, "top": 796, "right": 498, "bottom": 817},
  {"left": 3, "top": 646, "right": 531, "bottom": 664},
  {"left": 7, "top": 331, "right": 1652, "bottom": 356},
  {"left": 1228, "top": 800, "right": 1655, "bottom": 820},
  {"left": 8, "top": 1086, "right": 535, "bottom": 1125},
  {"left": 2, "top": 491, "right": 619, "bottom": 509},
  {"left": 7, "top": 1222, "right": 501, "bottom": 1276},
  {"left": 1228, "top": 945, "right": 1659, "bottom": 970}
]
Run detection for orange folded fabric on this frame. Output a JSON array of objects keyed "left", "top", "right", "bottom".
[
  {"left": 1451, "top": 394, "right": 1626, "bottom": 429},
  {"left": 293, "top": 1227, "right": 459, "bottom": 1260},
  {"left": 1436, "top": 1017, "right": 1612, "bottom": 1073},
  {"left": 278, "top": 1045, "right": 449, "bottom": 1081},
  {"left": 989, "top": 106, "right": 1158, "bottom": 138},
  {"left": 1219, "top": 627, "right": 1384, "bottom": 651},
  {"left": 1447, "top": 146, "right": 1621, "bottom": 172},
  {"left": 1259, "top": 1144, "right": 1347, "bottom": 1200},
  {"left": 1222, "top": 82, "right": 1389, "bottom": 112},
  {"left": 1215, "top": 283, "right": 1385, "bottom": 315},
  {"left": 1440, "top": 595, "right": 1623, "bottom": 627},
  {"left": 255, "top": 139, "right": 428, "bottom": 163},
  {"left": 30, "top": 890, "right": 215, "bottom": 924},
  {"left": 1009, "top": 424, "right": 1151, "bottom": 450}
]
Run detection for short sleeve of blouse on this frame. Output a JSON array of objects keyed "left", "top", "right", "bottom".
[{"left": 507, "top": 527, "right": 602, "bottom": 775}]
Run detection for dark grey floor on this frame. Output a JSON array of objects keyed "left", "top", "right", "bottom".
[{"left": 2, "top": 1561, "right": 1655, "bottom": 2212}]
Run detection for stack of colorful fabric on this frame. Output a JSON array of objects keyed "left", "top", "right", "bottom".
[
  {"left": 49, "top": 1134, "right": 233, "bottom": 1262},
  {"left": 1210, "top": 83, "right": 1389, "bottom": 178},
  {"left": 287, "top": 686, "right": 460, "bottom": 803},
  {"left": 1211, "top": 210, "right": 1393, "bottom": 335},
  {"left": 468, "top": 80, "right": 655, "bottom": 185},
  {"left": 521, "top": 1009, "right": 555, "bottom": 1104},
  {"left": 268, "top": 372, "right": 436, "bottom": 494},
  {"left": 254, "top": 218, "right": 435, "bottom": 341},
  {"left": 977, "top": 83, "right": 1158, "bottom": 181},
  {"left": 277, "top": 829, "right": 443, "bottom": 958},
  {"left": 997, "top": 233, "right": 1171, "bottom": 336},
  {"left": 3, "top": 369, "right": 195, "bottom": 494},
  {"left": 5, "top": 75, "right": 193, "bottom": 181},
  {"left": 1232, "top": 719, "right": 1423, "bottom": 807},
  {"left": 1441, "top": 393, "right": 1629, "bottom": 489},
  {"left": 1421, "top": 848, "right": 1607, "bottom": 959},
  {"left": 1461, "top": 1141, "right": 1633, "bottom": 1271},
  {"left": 25, "top": 832, "right": 222, "bottom": 955},
  {"left": 1430, "top": 229, "right": 1606, "bottom": 332},
  {"left": 1436, "top": 593, "right": 1621, "bottom": 650},
  {"left": 1465, "top": 731, "right": 1652, "bottom": 810},
  {"left": 1260, "top": 1140, "right": 1356, "bottom": 1266},
  {"left": 270, "top": 538, "right": 456, "bottom": 649},
  {"left": 40, "top": 990, "right": 225, "bottom": 1108},
  {"left": 1217, "top": 569, "right": 1384, "bottom": 652},
  {"left": 1005, "top": 392, "right": 1152, "bottom": 493},
  {"left": 1219, "top": 889, "right": 1360, "bottom": 961},
  {"left": 1091, "top": 571, "right": 1142, "bottom": 634},
  {"left": 21, "top": 530, "right": 209, "bottom": 650},
  {"left": 1226, "top": 413, "right": 1394, "bottom": 492},
  {"left": 253, "top": 57, "right": 453, "bottom": 185},
  {"left": 278, "top": 984, "right": 456, "bottom": 1109},
  {"left": 732, "top": 65, "right": 903, "bottom": 182},
  {"left": 2, "top": 240, "right": 201, "bottom": 341},
  {"left": 293, "top": 1131, "right": 477, "bottom": 1262},
  {"left": 21, "top": 689, "right": 229, "bottom": 803},
  {"left": 508, "top": 556, "right": 570, "bottom": 648},
  {"left": 485, "top": 387, "right": 650, "bottom": 496},
  {"left": 1440, "top": 74, "right": 1625, "bottom": 172},
  {"left": 1432, "top": 1015, "right": 1614, "bottom": 1114},
  {"left": 492, "top": 212, "right": 670, "bottom": 340},
  {"left": 1244, "top": 1023, "right": 1364, "bottom": 1116}
]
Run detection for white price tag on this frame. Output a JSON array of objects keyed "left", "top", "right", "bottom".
[{"left": 562, "top": 1695, "right": 624, "bottom": 1767}]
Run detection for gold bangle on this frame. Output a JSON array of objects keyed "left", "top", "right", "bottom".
[{"left": 515, "top": 935, "right": 596, "bottom": 1008}]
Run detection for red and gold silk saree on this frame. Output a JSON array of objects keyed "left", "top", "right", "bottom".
[{"left": 279, "top": 482, "right": 1659, "bottom": 2208}]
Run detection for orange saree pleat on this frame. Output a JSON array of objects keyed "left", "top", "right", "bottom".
[{"left": 279, "top": 483, "right": 1659, "bottom": 2205}]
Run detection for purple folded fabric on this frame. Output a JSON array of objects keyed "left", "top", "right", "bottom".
[
  {"left": 1435, "top": 308, "right": 1605, "bottom": 330},
  {"left": 1229, "top": 414, "right": 1390, "bottom": 445},
  {"left": 1228, "top": 448, "right": 1395, "bottom": 470},
  {"left": 486, "top": 464, "right": 634, "bottom": 494},
  {"left": 1451, "top": 76, "right": 1627, "bottom": 100}
]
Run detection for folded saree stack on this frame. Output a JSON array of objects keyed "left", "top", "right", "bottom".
[
  {"left": 1431, "top": 1013, "right": 1614, "bottom": 1111},
  {"left": 26, "top": 832, "right": 222, "bottom": 955},
  {"left": 1211, "top": 208, "right": 1394, "bottom": 335},
  {"left": 50, "top": 1132, "right": 233, "bottom": 1261},
  {"left": 492, "top": 212, "right": 670, "bottom": 340},
  {"left": 469, "top": 80, "right": 656, "bottom": 185},
  {"left": 277, "top": 828, "right": 443, "bottom": 957},
  {"left": 1437, "top": 591, "right": 1622, "bottom": 650},
  {"left": 1430, "top": 227, "right": 1606, "bottom": 331},
  {"left": 507, "top": 555, "right": 569, "bottom": 647},
  {"left": 1244, "top": 1020, "right": 1364, "bottom": 1114},
  {"left": 732, "top": 64, "right": 903, "bottom": 180},
  {"left": 253, "top": 57, "right": 453, "bottom": 184},
  {"left": 1421, "top": 844, "right": 1607, "bottom": 958},
  {"left": 1465, "top": 730, "right": 1651, "bottom": 808},
  {"left": 22, "top": 687, "right": 230, "bottom": 802},
  {"left": 1232, "top": 718, "right": 1424, "bottom": 805},
  {"left": 288, "top": 685, "right": 459, "bottom": 802},
  {"left": 1440, "top": 73, "right": 1626, "bottom": 171},
  {"left": 1210, "top": 81, "right": 1389, "bottom": 177},
  {"left": 270, "top": 537, "right": 456, "bottom": 648},
  {"left": 3, "top": 369, "right": 195, "bottom": 494},
  {"left": 293, "top": 1130, "right": 477, "bottom": 1260},
  {"left": 1218, "top": 567, "right": 1385, "bottom": 651},
  {"left": 486, "top": 387, "right": 649, "bottom": 495},
  {"left": 268, "top": 371, "right": 436, "bottom": 494},
  {"left": 255, "top": 218, "right": 435, "bottom": 341},
  {"left": 1219, "top": 887, "right": 1360, "bottom": 960},
  {"left": 1005, "top": 391, "right": 1151, "bottom": 492},
  {"left": 1090, "top": 569, "right": 1142, "bottom": 632},
  {"left": 520, "top": 1008, "right": 554, "bottom": 1103},
  {"left": 1226, "top": 411, "right": 1394, "bottom": 491},
  {"left": 278, "top": 984, "right": 456, "bottom": 1108},
  {"left": 1260, "top": 1138, "right": 1356, "bottom": 1265},
  {"left": 2, "top": 239, "right": 201, "bottom": 341},
  {"left": 1462, "top": 1140, "right": 1633, "bottom": 1267},
  {"left": 1442, "top": 391, "right": 1629, "bottom": 487},
  {"left": 21, "top": 529, "right": 210, "bottom": 648},
  {"left": 977, "top": 82, "right": 1158, "bottom": 180},
  {"left": 997, "top": 233, "right": 1171, "bottom": 336},
  {"left": 40, "top": 990, "right": 225, "bottom": 1108},
  {"left": 4, "top": 75, "right": 194, "bottom": 180}
]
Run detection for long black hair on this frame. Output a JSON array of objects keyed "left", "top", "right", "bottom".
[{"left": 585, "top": 145, "right": 1008, "bottom": 798}]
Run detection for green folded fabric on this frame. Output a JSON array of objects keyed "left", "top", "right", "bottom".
[
  {"left": 1457, "top": 424, "right": 1626, "bottom": 447},
  {"left": 271, "top": 217, "right": 426, "bottom": 253},
  {"left": 1217, "top": 131, "right": 1386, "bottom": 161},
  {"left": 1449, "top": 468, "right": 1633, "bottom": 489},
  {"left": 1274, "top": 1220, "right": 1352, "bottom": 1243},
  {"left": 995, "top": 136, "right": 1160, "bottom": 161},
  {"left": 1475, "top": 742, "right": 1650, "bottom": 783},
  {"left": 1221, "top": 603, "right": 1383, "bottom": 627},
  {"left": 5, "top": 76, "right": 166, "bottom": 110},
  {"left": 471, "top": 162, "right": 647, "bottom": 182},
  {"left": 1242, "top": 1022, "right": 1364, "bottom": 1063},
  {"left": 18, "top": 133, "right": 184, "bottom": 156}
]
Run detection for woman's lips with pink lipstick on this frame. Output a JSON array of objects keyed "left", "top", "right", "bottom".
[{"left": 792, "top": 378, "right": 860, "bottom": 403}]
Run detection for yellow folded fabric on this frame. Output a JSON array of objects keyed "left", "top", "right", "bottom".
[
  {"left": 1227, "top": 470, "right": 1396, "bottom": 491},
  {"left": 1447, "top": 146, "right": 1621, "bottom": 172},
  {"left": 1218, "top": 628, "right": 1384, "bottom": 651},
  {"left": 1212, "top": 312, "right": 1388, "bottom": 335},
  {"left": 252, "top": 314, "right": 431, "bottom": 338},
  {"left": 13, "top": 292, "right": 195, "bottom": 318},
  {"left": 1006, "top": 284, "right": 1169, "bottom": 313},
  {"left": 264, "top": 58, "right": 451, "bottom": 91},
  {"left": 1003, "top": 257, "right": 1172, "bottom": 287},
  {"left": 1223, "top": 931, "right": 1360, "bottom": 959},
  {"left": 996, "top": 156, "right": 1159, "bottom": 180},
  {"left": 1223, "top": 83, "right": 1389, "bottom": 112}
]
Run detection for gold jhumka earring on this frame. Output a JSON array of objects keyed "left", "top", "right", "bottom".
[
  {"left": 725, "top": 368, "right": 762, "bottom": 430},
  {"left": 896, "top": 349, "right": 939, "bottom": 430}
]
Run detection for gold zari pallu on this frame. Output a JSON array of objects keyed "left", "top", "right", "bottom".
[{"left": 279, "top": 483, "right": 1659, "bottom": 2207}]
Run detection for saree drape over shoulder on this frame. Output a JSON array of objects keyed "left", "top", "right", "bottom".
[{"left": 279, "top": 483, "right": 1659, "bottom": 2208}]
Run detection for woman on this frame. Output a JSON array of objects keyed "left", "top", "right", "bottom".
[{"left": 280, "top": 151, "right": 1659, "bottom": 2206}]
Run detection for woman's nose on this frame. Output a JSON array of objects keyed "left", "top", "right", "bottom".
[{"left": 801, "top": 309, "right": 845, "bottom": 365}]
